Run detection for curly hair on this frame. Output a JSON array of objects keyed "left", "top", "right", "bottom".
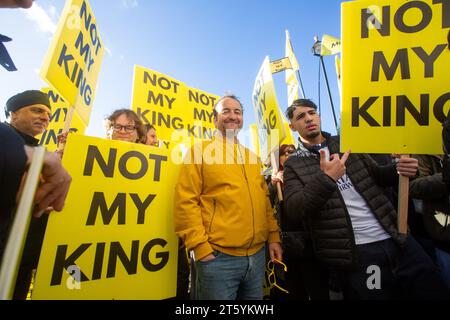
[{"left": 104, "top": 109, "right": 146, "bottom": 143}]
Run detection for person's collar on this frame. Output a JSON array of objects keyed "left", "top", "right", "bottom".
[
  {"left": 6, "top": 123, "right": 39, "bottom": 146},
  {"left": 298, "top": 132, "right": 330, "bottom": 154}
]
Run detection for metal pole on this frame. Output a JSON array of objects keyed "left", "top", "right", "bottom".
[
  {"left": 296, "top": 70, "right": 306, "bottom": 99},
  {"left": 318, "top": 58, "right": 321, "bottom": 116},
  {"left": 320, "top": 55, "right": 338, "bottom": 131}
]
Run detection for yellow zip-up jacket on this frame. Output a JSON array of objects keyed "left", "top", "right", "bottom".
[{"left": 174, "top": 136, "right": 280, "bottom": 260}]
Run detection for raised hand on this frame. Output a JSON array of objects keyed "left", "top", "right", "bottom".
[{"left": 319, "top": 149, "right": 351, "bottom": 181}]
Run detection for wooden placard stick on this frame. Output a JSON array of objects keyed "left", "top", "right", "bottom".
[
  {"left": 397, "top": 154, "right": 410, "bottom": 235},
  {"left": 57, "top": 91, "right": 80, "bottom": 153},
  {"left": 270, "top": 151, "right": 283, "bottom": 201}
]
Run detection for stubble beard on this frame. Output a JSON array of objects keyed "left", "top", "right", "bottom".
[{"left": 306, "top": 130, "right": 320, "bottom": 139}]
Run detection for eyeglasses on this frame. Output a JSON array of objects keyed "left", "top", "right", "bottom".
[
  {"left": 111, "top": 124, "right": 136, "bottom": 133},
  {"left": 267, "top": 259, "right": 289, "bottom": 294}
]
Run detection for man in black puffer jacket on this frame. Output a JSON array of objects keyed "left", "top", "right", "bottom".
[{"left": 283, "top": 99, "right": 450, "bottom": 300}]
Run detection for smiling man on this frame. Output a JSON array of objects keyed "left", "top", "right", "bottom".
[
  {"left": 174, "top": 94, "right": 282, "bottom": 300},
  {"left": 5, "top": 89, "right": 51, "bottom": 146}
]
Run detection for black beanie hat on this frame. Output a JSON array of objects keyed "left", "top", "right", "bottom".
[{"left": 5, "top": 90, "right": 51, "bottom": 117}]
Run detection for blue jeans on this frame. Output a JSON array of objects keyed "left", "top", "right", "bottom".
[
  {"left": 436, "top": 248, "right": 450, "bottom": 290},
  {"left": 338, "top": 236, "right": 450, "bottom": 299},
  {"left": 195, "top": 248, "right": 265, "bottom": 300}
]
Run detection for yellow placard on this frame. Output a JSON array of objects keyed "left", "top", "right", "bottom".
[
  {"left": 341, "top": 0, "right": 450, "bottom": 154},
  {"left": 36, "top": 87, "right": 86, "bottom": 152},
  {"left": 40, "top": 0, "right": 104, "bottom": 126},
  {"left": 321, "top": 34, "right": 341, "bottom": 56},
  {"left": 33, "top": 135, "right": 179, "bottom": 299},
  {"left": 285, "top": 30, "right": 299, "bottom": 71},
  {"left": 186, "top": 86, "right": 218, "bottom": 142},
  {"left": 131, "top": 65, "right": 218, "bottom": 150},
  {"left": 270, "top": 57, "right": 292, "bottom": 74},
  {"left": 252, "top": 56, "right": 286, "bottom": 162},
  {"left": 285, "top": 30, "right": 300, "bottom": 106}
]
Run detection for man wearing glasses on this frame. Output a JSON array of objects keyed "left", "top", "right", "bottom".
[
  {"left": 174, "top": 94, "right": 282, "bottom": 300},
  {"left": 283, "top": 98, "right": 450, "bottom": 299}
]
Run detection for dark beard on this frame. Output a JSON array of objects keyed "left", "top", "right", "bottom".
[{"left": 306, "top": 131, "right": 320, "bottom": 139}]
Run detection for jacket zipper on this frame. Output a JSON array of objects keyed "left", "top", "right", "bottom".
[
  {"left": 209, "top": 199, "right": 217, "bottom": 233},
  {"left": 238, "top": 146, "right": 255, "bottom": 254}
]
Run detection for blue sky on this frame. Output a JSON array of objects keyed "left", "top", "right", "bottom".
[{"left": 0, "top": 0, "right": 343, "bottom": 149}]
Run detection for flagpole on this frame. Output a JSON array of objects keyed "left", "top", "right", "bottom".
[
  {"left": 312, "top": 36, "right": 338, "bottom": 131},
  {"left": 286, "top": 30, "right": 306, "bottom": 99},
  {"left": 296, "top": 70, "right": 306, "bottom": 99},
  {"left": 320, "top": 56, "right": 338, "bottom": 131},
  {"left": 317, "top": 57, "right": 321, "bottom": 116}
]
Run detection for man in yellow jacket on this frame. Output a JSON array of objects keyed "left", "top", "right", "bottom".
[{"left": 174, "top": 94, "right": 282, "bottom": 300}]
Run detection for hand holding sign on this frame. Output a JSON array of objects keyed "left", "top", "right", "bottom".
[
  {"left": 393, "top": 154, "right": 418, "bottom": 177},
  {"left": 24, "top": 147, "right": 72, "bottom": 216},
  {"left": 320, "top": 149, "right": 351, "bottom": 181}
]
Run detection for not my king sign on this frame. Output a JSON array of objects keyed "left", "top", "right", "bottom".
[{"left": 341, "top": 0, "right": 450, "bottom": 154}]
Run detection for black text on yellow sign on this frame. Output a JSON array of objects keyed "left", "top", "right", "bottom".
[
  {"left": 39, "top": 90, "right": 80, "bottom": 148},
  {"left": 57, "top": 2, "right": 102, "bottom": 107},
  {"left": 49, "top": 144, "right": 170, "bottom": 287},
  {"left": 341, "top": 0, "right": 450, "bottom": 154},
  {"left": 353, "top": 1, "right": 450, "bottom": 128},
  {"left": 132, "top": 67, "right": 218, "bottom": 146}
]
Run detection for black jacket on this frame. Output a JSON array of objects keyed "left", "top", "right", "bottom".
[
  {"left": 0, "top": 123, "right": 27, "bottom": 261},
  {"left": 410, "top": 154, "right": 450, "bottom": 253},
  {"left": 6, "top": 123, "right": 39, "bottom": 146},
  {"left": 283, "top": 134, "right": 407, "bottom": 269}
]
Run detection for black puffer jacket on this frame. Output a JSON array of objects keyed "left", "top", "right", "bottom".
[
  {"left": 283, "top": 134, "right": 407, "bottom": 269},
  {"left": 410, "top": 154, "right": 450, "bottom": 253}
]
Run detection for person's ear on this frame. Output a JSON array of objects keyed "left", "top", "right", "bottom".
[
  {"left": 10, "top": 111, "right": 18, "bottom": 121},
  {"left": 288, "top": 123, "right": 295, "bottom": 131}
]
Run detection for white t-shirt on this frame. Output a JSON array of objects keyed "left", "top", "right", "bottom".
[{"left": 321, "top": 147, "right": 391, "bottom": 245}]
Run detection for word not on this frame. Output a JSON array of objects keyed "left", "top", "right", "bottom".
[
  {"left": 48, "top": 90, "right": 65, "bottom": 104},
  {"left": 362, "top": 0, "right": 449, "bottom": 38},
  {"left": 83, "top": 145, "right": 167, "bottom": 181},
  {"left": 188, "top": 90, "right": 217, "bottom": 108},
  {"left": 143, "top": 71, "right": 180, "bottom": 94}
]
